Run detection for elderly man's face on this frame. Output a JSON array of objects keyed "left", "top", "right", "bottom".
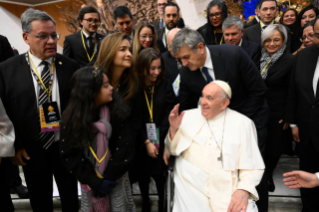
[
  {"left": 175, "top": 43, "right": 205, "bottom": 71},
  {"left": 200, "top": 83, "right": 229, "bottom": 119},
  {"left": 23, "top": 20, "right": 57, "bottom": 60},
  {"left": 223, "top": 25, "right": 244, "bottom": 46}
]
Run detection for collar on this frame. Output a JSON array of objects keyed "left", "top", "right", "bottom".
[
  {"left": 82, "top": 30, "right": 96, "bottom": 39},
  {"left": 203, "top": 47, "right": 213, "bottom": 70},
  {"left": 129, "top": 31, "right": 133, "bottom": 40},
  {"left": 255, "top": 16, "right": 260, "bottom": 22},
  {"left": 28, "top": 51, "right": 52, "bottom": 68},
  {"left": 260, "top": 20, "right": 274, "bottom": 29},
  {"left": 238, "top": 39, "right": 243, "bottom": 47},
  {"left": 207, "top": 108, "right": 227, "bottom": 124}
]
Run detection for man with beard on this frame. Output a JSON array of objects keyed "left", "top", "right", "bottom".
[
  {"left": 156, "top": 2, "right": 181, "bottom": 53},
  {"left": 63, "top": 6, "right": 105, "bottom": 67}
]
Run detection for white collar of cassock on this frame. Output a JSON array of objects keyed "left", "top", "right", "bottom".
[{"left": 206, "top": 109, "right": 225, "bottom": 126}]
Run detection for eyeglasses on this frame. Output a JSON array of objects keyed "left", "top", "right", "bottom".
[
  {"left": 27, "top": 32, "right": 60, "bottom": 42},
  {"left": 264, "top": 38, "right": 282, "bottom": 44},
  {"left": 157, "top": 3, "right": 167, "bottom": 7},
  {"left": 300, "top": 34, "right": 314, "bottom": 42},
  {"left": 83, "top": 19, "right": 101, "bottom": 24},
  {"left": 139, "top": 35, "right": 154, "bottom": 39},
  {"left": 209, "top": 12, "right": 222, "bottom": 18}
]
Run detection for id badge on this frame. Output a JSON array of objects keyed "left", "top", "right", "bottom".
[
  {"left": 146, "top": 123, "right": 160, "bottom": 148},
  {"left": 39, "top": 102, "right": 60, "bottom": 132},
  {"left": 172, "top": 74, "right": 180, "bottom": 97}
]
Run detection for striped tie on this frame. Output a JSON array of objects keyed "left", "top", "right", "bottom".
[{"left": 39, "top": 61, "right": 55, "bottom": 149}]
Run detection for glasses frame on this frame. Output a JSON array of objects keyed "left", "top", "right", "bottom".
[
  {"left": 300, "top": 34, "right": 314, "bottom": 43},
  {"left": 27, "top": 32, "right": 60, "bottom": 42},
  {"left": 83, "top": 19, "right": 101, "bottom": 24},
  {"left": 209, "top": 12, "right": 222, "bottom": 18}
]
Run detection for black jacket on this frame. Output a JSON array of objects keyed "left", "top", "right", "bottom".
[
  {"left": 286, "top": 45, "right": 319, "bottom": 153},
  {"left": 0, "top": 35, "right": 14, "bottom": 63},
  {"left": 241, "top": 39, "right": 261, "bottom": 69},
  {"left": 0, "top": 54, "right": 78, "bottom": 154},
  {"left": 153, "top": 18, "right": 185, "bottom": 31},
  {"left": 63, "top": 31, "right": 105, "bottom": 68},
  {"left": 197, "top": 23, "right": 225, "bottom": 45},
  {"left": 244, "top": 18, "right": 259, "bottom": 29},
  {"left": 162, "top": 51, "right": 181, "bottom": 85},
  {"left": 156, "top": 28, "right": 167, "bottom": 54}
]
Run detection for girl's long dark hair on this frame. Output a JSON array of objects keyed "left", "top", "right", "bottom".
[{"left": 62, "top": 66, "right": 130, "bottom": 148}]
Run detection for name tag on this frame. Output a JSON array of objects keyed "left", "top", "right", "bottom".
[
  {"left": 172, "top": 74, "right": 180, "bottom": 97},
  {"left": 39, "top": 102, "right": 60, "bottom": 132},
  {"left": 146, "top": 123, "right": 160, "bottom": 148}
]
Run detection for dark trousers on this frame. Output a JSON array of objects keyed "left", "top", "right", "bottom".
[
  {"left": 299, "top": 141, "right": 319, "bottom": 212},
  {"left": 22, "top": 142, "right": 79, "bottom": 212},
  {"left": 0, "top": 160, "right": 15, "bottom": 212},
  {"left": 139, "top": 174, "right": 165, "bottom": 212},
  {"left": 2, "top": 158, "right": 22, "bottom": 188}
]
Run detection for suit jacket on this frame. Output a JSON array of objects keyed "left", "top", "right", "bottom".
[
  {"left": 0, "top": 54, "right": 79, "bottom": 155},
  {"left": 197, "top": 23, "right": 225, "bottom": 46},
  {"left": 156, "top": 28, "right": 167, "bottom": 54},
  {"left": 244, "top": 18, "right": 259, "bottom": 29},
  {"left": 243, "top": 23, "right": 291, "bottom": 52},
  {"left": 286, "top": 45, "right": 319, "bottom": 153},
  {"left": 154, "top": 18, "right": 185, "bottom": 31},
  {"left": 162, "top": 51, "right": 181, "bottom": 84},
  {"left": 63, "top": 31, "right": 105, "bottom": 68},
  {"left": 241, "top": 39, "right": 261, "bottom": 69},
  {"left": 179, "top": 44, "right": 268, "bottom": 132},
  {"left": 0, "top": 35, "right": 14, "bottom": 63}
]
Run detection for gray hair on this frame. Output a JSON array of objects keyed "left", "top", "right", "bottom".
[
  {"left": 261, "top": 24, "right": 287, "bottom": 45},
  {"left": 171, "top": 27, "right": 205, "bottom": 55},
  {"left": 222, "top": 16, "right": 244, "bottom": 32},
  {"left": 21, "top": 8, "right": 55, "bottom": 32}
]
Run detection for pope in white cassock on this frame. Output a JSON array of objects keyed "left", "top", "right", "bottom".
[{"left": 166, "top": 81, "right": 265, "bottom": 212}]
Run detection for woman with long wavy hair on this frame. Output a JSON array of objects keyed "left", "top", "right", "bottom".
[
  {"left": 60, "top": 66, "right": 130, "bottom": 211},
  {"left": 94, "top": 32, "right": 142, "bottom": 211}
]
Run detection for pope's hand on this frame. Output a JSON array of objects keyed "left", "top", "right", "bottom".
[
  {"left": 168, "top": 104, "right": 185, "bottom": 132},
  {"left": 227, "top": 189, "right": 250, "bottom": 212}
]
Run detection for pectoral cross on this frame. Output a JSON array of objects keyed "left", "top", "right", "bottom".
[{"left": 218, "top": 152, "right": 223, "bottom": 162}]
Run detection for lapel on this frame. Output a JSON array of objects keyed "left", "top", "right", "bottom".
[
  {"left": 305, "top": 46, "right": 319, "bottom": 102},
  {"left": 253, "top": 24, "right": 262, "bottom": 43},
  {"left": 55, "top": 54, "right": 65, "bottom": 97},
  {"left": 209, "top": 46, "right": 225, "bottom": 80},
  {"left": 21, "top": 53, "right": 37, "bottom": 104}
]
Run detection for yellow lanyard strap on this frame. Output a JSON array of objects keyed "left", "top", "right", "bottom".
[
  {"left": 214, "top": 30, "right": 224, "bottom": 45},
  {"left": 260, "top": 20, "right": 274, "bottom": 30},
  {"left": 261, "top": 59, "right": 272, "bottom": 75},
  {"left": 88, "top": 142, "right": 109, "bottom": 166},
  {"left": 29, "top": 56, "right": 54, "bottom": 102},
  {"left": 81, "top": 31, "right": 97, "bottom": 62},
  {"left": 144, "top": 86, "right": 154, "bottom": 123}
]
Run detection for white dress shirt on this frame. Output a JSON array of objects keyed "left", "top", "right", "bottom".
[
  {"left": 200, "top": 47, "right": 216, "bottom": 81},
  {"left": 82, "top": 30, "right": 96, "bottom": 49},
  {"left": 28, "top": 52, "right": 60, "bottom": 141},
  {"left": 316, "top": 172, "right": 319, "bottom": 180}
]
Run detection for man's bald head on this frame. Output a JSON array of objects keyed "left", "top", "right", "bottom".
[
  {"left": 200, "top": 81, "right": 230, "bottom": 119},
  {"left": 167, "top": 28, "right": 180, "bottom": 55}
]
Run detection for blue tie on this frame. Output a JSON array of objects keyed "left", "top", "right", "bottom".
[{"left": 202, "top": 67, "right": 213, "bottom": 83}]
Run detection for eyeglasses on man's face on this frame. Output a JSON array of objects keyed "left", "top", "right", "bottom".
[
  {"left": 83, "top": 19, "right": 101, "bottom": 24},
  {"left": 157, "top": 3, "right": 167, "bottom": 7},
  {"left": 300, "top": 34, "right": 314, "bottom": 42},
  {"left": 27, "top": 32, "right": 60, "bottom": 42}
]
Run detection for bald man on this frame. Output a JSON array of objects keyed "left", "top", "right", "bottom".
[{"left": 166, "top": 81, "right": 264, "bottom": 212}]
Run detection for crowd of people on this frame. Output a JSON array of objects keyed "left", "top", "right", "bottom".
[{"left": 1, "top": 0, "right": 319, "bottom": 211}]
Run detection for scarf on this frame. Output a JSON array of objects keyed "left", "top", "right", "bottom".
[{"left": 260, "top": 45, "right": 286, "bottom": 80}]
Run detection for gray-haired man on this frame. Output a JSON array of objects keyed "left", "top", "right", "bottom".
[
  {"left": 0, "top": 8, "right": 79, "bottom": 211},
  {"left": 223, "top": 16, "right": 261, "bottom": 69}
]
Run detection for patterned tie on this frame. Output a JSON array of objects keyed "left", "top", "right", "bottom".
[
  {"left": 39, "top": 61, "right": 55, "bottom": 149},
  {"left": 202, "top": 67, "right": 213, "bottom": 83}
]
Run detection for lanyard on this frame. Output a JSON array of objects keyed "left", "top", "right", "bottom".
[
  {"left": 261, "top": 59, "right": 272, "bottom": 75},
  {"left": 144, "top": 86, "right": 155, "bottom": 123},
  {"left": 164, "top": 28, "right": 169, "bottom": 47},
  {"left": 176, "top": 59, "right": 182, "bottom": 70},
  {"left": 28, "top": 55, "right": 54, "bottom": 102},
  {"left": 81, "top": 31, "right": 97, "bottom": 61},
  {"left": 214, "top": 30, "right": 224, "bottom": 45},
  {"left": 88, "top": 142, "right": 109, "bottom": 167}
]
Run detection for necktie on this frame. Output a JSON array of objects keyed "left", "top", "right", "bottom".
[
  {"left": 39, "top": 61, "right": 55, "bottom": 149},
  {"left": 202, "top": 67, "right": 213, "bottom": 83},
  {"left": 262, "top": 26, "right": 267, "bottom": 30},
  {"left": 87, "top": 37, "right": 94, "bottom": 56}
]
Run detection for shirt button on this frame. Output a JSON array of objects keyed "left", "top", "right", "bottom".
[{"left": 312, "top": 105, "right": 315, "bottom": 109}]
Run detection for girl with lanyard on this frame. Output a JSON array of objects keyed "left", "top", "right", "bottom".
[
  {"left": 134, "top": 48, "right": 175, "bottom": 212},
  {"left": 60, "top": 66, "right": 130, "bottom": 211}
]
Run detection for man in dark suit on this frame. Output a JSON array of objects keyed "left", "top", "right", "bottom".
[
  {"left": 243, "top": 0, "right": 262, "bottom": 29},
  {"left": 156, "top": 2, "right": 181, "bottom": 54},
  {"left": 171, "top": 27, "right": 269, "bottom": 212},
  {"left": 285, "top": 17, "right": 319, "bottom": 212},
  {"left": 223, "top": 16, "right": 261, "bottom": 69},
  {"left": 113, "top": 6, "right": 134, "bottom": 40},
  {"left": 0, "top": 8, "right": 79, "bottom": 212},
  {"left": 243, "top": 0, "right": 291, "bottom": 52},
  {"left": 0, "top": 35, "right": 14, "bottom": 62},
  {"left": 63, "top": 6, "right": 104, "bottom": 68}
]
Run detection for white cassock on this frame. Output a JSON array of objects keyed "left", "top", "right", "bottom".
[{"left": 165, "top": 108, "right": 265, "bottom": 212}]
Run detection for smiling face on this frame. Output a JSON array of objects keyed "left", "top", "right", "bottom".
[
  {"left": 79, "top": 12, "right": 100, "bottom": 35},
  {"left": 282, "top": 10, "right": 296, "bottom": 27},
  {"left": 209, "top": 5, "right": 223, "bottom": 28},
  {"left": 146, "top": 58, "right": 162, "bottom": 83},
  {"left": 302, "top": 25, "right": 315, "bottom": 47},
  {"left": 223, "top": 25, "right": 244, "bottom": 46},
  {"left": 263, "top": 30, "right": 284, "bottom": 56},
  {"left": 175, "top": 43, "right": 206, "bottom": 71},
  {"left": 139, "top": 26, "right": 154, "bottom": 48},
  {"left": 23, "top": 20, "right": 57, "bottom": 60},
  {"left": 116, "top": 14, "right": 133, "bottom": 36},
  {"left": 95, "top": 74, "right": 113, "bottom": 107},
  {"left": 301, "top": 9, "right": 316, "bottom": 28},
  {"left": 200, "top": 83, "right": 229, "bottom": 119},
  {"left": 112, "top": 39, "right": 132, "bottom": 69},
  {"left": 258, "top": 1, "right": 277, "bottom": 25}
]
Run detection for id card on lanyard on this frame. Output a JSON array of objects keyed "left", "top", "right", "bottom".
[
  {"left": 144, "top": 87, "right": 160, "bottom": 148},
  {"left": 26, "top": 53, "right": 61, "bottom": 132}
]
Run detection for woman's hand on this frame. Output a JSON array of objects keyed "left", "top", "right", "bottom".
[
  {"left": 145, "top": 139, "right": 158, "bottom": 158},
  {"left": 279, "top": 119, "right": 289, "bottom": 130}
]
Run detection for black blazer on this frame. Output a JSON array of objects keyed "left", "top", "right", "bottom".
[
  {"left": 243, "top": 23, "right": 292, "bottom": 52},
  {"left": 0, "top": 54, "right": 78, "bottom": 154},
  {"left": 241, "top": 39, "right": 261, "bottom": 69},
  {"left": 264, "top": 52, "right": 294, "bottom": 120},
  {"left": 244, "top": 18, "right": 259, "bottom": 29},
  {"left": 0, "top": 35, "right": 14, "bottom": 63},
  {"left": 154, "top": 18, "right": 185, "bottom": 31},
  {"left": 162, "top": 51, "right": 181, "bottom": 85},
  {"left": 156, "top": 28, "right": 167, "bottom": 54},
  {"left": 63, "top": 31, "right": 105, "bottom": 68},
  {"left": 286, "top": 45, "right": 319, "bottom": 153},
  {"left": 179, "top": 44, "right": 268, "bottom": 130},
  {"left": 197, "top": 23, "right": 225, "bottom": 45}
]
